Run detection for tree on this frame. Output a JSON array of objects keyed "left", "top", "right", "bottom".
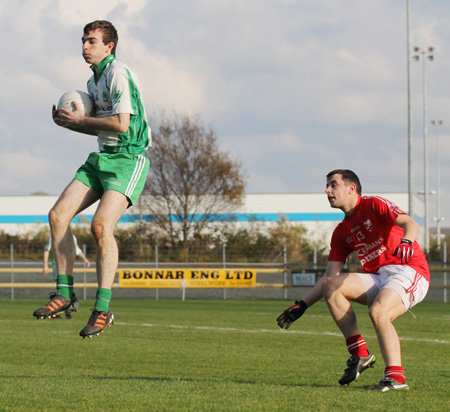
[
  {"left": 267, "top": 216, "right": 316, "bottom": 262},
  {"left": 30, "top": 191, "right": 49, "bottom": 196},
  {"left": 143, "top": 112, "right": 246, "bottom": 249}
]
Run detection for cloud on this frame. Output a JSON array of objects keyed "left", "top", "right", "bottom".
[
  {"left": 0, "top": 150, "right": 54, "bottom": 192},
  {"left": 124, "top": 42, "right": 208, "bottom": 114},
  {"left": 1, "top": 0, "right": 450, "bottom": 224}
]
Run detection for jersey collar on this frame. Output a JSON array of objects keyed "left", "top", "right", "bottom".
[
  {"left": 91, "top": 55, "right": 116, "bottom": 82},
  {"left": 344, "top": 195, "right": 361, "bottom": 218}
]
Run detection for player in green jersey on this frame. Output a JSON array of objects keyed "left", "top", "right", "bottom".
[{"left": 33, "top": 20, "right": 151, "bottom": 338}]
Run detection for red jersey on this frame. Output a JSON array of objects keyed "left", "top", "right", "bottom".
[{"left": 328, "top": 196, "right": 430, "bottom": 281}]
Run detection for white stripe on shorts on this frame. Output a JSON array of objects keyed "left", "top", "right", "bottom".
[{"left": 125, "top": 154, "right": 146, "bottom": 198}]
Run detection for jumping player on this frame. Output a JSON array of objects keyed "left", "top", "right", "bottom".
[
  {"left": 277, "top": 169, "right": 429, "bottom": 391},
  {"left": 33, "top": 20, "right": 151, "bottom": 338}
]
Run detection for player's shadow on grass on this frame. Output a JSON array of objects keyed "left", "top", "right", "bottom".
[
  {"left": 1, "top": 374, "right": 368, "bottom": 390},
  {"left": 94, "top": 375, "right": 339, "bottom": 388}
]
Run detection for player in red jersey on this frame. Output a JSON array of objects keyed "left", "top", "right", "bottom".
[{"left": 277, "top": 169, "right": 429, "bottom": 392}]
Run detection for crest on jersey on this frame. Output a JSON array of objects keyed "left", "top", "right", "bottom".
[
  {"left": 113, "top": 90, "right": 123, "bottom": 103},
  {"left": 364, "top": 219, "right": 374, "bottom": 232}
]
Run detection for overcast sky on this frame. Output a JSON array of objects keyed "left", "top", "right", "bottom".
[{"left": 1, "top": 0, "right": 450, "bottom": 227}]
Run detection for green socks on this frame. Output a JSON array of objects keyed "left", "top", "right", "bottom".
[
  {"left": 56, "top": 275, "right": 74, "bottom": 299},
  {"left": 94, "top": 288, "right": 112, "bottom": 312},
  {"left": 56, "top": 279, "right": 111, "bottom": 312}
]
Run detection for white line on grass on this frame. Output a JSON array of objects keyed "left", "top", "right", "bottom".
[{"left": 115, "top": 322, "right": 450, "bottom": 344}]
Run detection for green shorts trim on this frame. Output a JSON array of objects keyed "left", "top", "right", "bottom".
[{"left": 75, "top": 152, "right": 150, "bottom": 205}]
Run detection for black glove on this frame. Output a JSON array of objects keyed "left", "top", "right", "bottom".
[
  {"left": 276, "top": 300, "right": 308, "bottom": 329},
  {"left": 394, "top": 238, "right": 414, "bottom": 264}
]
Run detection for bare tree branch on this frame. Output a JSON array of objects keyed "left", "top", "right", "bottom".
[{"left": 144, "top": 112, "right": 246, "bottom": 248}]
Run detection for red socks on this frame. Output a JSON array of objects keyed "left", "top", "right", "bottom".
[
  {"left": 346, "top": 336, "right": 406, "bottom": 383},
  {"left": 346, "top": 335, "right": 370, "bottom": 357},
  {"left": 385, "top": 366, "right": 405, "bottom": 383}
]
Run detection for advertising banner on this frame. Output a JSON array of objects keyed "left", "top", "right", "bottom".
[
  {"left": 119, "top": 268, "right": 256, "bottom": 288},
  {"left": 292, "top": 272, "right": 316, "bottom": 286}
]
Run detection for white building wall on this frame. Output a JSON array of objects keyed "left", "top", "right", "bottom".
[{"left": 0, "top": 193, "right": 425, "bottom": 247}]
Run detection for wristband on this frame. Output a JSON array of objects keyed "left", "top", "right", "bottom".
[
  {"left": 295, "top": 300, "right": 308, "bottom": 310},
  {"left": 401, "top": 238, "right": 413, "bottom": 246}
]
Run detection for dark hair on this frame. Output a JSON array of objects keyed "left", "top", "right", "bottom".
[
  {"left": 327, "top": 169, "right": 362, "bottom": 195},
  {"left": 84, "top": 20, "right": 118, "bottom": 55}
]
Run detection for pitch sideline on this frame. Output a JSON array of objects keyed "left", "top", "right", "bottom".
[{"left": 114, "top": 321, "right": 450, "bottom": 344}]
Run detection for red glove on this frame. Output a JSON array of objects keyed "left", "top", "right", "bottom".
[
  {"left": 276, "top": 300, "right": 308, "bottom": 329},
  {"left": 394, "top": 239, "right": 414, "bottom": 264}
]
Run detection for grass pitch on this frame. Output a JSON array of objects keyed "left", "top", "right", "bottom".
[{"left": 0, "top": 299, "right": 448, "bottom": 411}]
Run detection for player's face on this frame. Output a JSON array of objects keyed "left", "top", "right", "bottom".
[
  {"left": 82, "top": 29, "right": 113, "bottom": 66},
  {"left": 325, "top": 174, "right": 355, "bottom": 210}
]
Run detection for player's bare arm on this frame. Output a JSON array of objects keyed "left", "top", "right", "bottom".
[
  {"left": 52, "top": 103, "right": 96, "bottom": 135},
  {"left": 393, "top": 214, "right": 420, "bottom": 263},
  {"left": 55, "top": 101, "right": 130, "bottom": 135},
  {"left": 43, "top": 249, "right": 50, "bottom": 276},
  {"left": 84, "top": 111, "right": 130, "bottom": 133},
  {"left": 394, "top": 214, "right": 419, "bottom": 243},
  {"left": 277, "top": 260, "right": 345, "bottom": 329}
]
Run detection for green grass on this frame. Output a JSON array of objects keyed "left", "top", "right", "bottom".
[{"left": 0, "top": 299, "right": 448, "bottom": 412}]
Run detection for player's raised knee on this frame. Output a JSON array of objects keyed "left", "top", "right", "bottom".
[
  {"left": 91, "top": 220, "right": 106, "bottom": 241},
  {"left": 322, "top": 275, "right": 341, "bottom": 298},
  {"left": 48, "top": 205, "right": 69, "bottom": 227}
]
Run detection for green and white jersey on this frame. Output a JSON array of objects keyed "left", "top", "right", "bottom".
[{"left": 87, "top": 55, "right": 151, "bottom": 154}]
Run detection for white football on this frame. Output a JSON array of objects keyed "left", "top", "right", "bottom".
[{"left": 57, "top": 90, "right": 94, "bottom": 116}]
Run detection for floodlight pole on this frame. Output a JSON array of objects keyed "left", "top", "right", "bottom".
[
  {"left": 431, "top": 120, "right": 444, "bottom": 248},
  {"left": 413, "top": 46, "right": 434, "bottom": 253},
  {"left": 406, "top": 0, "right": 414, "bottom": 218}
]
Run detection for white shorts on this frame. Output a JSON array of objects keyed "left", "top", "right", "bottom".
[{"left": 356, "top": 265, "right": 429, "bottom": 310}]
